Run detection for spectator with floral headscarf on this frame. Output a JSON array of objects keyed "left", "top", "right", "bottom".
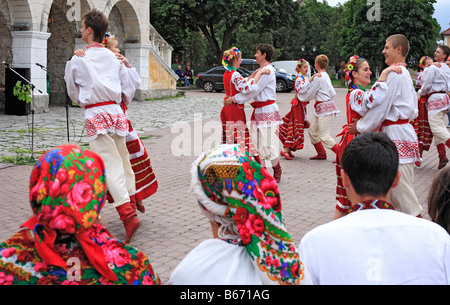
[
  {"left": 0, "top": 145, "right": 161, "bottom": 285},
  {"left": 168, "top": 144, "right": 311, "bottom": 285}
]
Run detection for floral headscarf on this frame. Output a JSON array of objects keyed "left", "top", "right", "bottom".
[
  {"left": 191, "top": 144, "right": 306, "bottom": 285},
  {"left": 22, "top": 145, "right": 117, "bottom": 281}
]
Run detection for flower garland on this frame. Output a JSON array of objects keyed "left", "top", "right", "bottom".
[
  {"left": 222, "top": 47, "right": 240, "bottom": 72},
  {"left": 418, "top": 56, "right": 429, "bottom": 72},
  {"left": 102, "top": 32, "right": 111, "bottom": 47},
  {"left": 345, "top": 55, "right": 362, "bottom": 84}
]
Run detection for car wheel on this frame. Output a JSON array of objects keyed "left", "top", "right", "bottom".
[
  {"left": 203, "top": 81, "right": 214, "bottom": 92},
  {"left": 276, "top": 79, "right": 287, "bottom": 92}
]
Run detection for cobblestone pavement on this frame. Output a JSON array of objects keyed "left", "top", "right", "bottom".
[{"left": 0, "top": 88, "right": 446, "bottom": 283}]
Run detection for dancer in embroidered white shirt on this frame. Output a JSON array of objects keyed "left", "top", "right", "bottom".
[
  {"left": 297, "top": 54, "right": 340, "bottom": 160},
  {"left": 65, "top": 10, "right": 141, "bottom": 243},
  {"left": 225, "top": 44, "right": 283, "bottom": 182},
  {"left": 419, "top": 45, "right": 450, "bottom": 170},
  {"left": 349, "top": 34, "right": 421, "bottom": 217}
]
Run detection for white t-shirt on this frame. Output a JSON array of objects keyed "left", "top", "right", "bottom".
[
  {"left": 299, "top": 209, "right": 450, "bottom": 285},
  {"left": 168, "top": 239, "right": 263, "bottom": 285}
]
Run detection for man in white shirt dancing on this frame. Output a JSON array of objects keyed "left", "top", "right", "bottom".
[
  {"left": 65, "top": 9, "right": 141, "bottom": 243},
  {"left": 419, "top": 44, "right": 450, "bottom": 169},
  {"left": 297, "top": 54, "right": 340, "bottom": 160},
  {"left": 226, "top": 44, "right": 283, "bottom": 182},
  {"left": 349, "top": 34, "right": 421, "bottom": 217}
]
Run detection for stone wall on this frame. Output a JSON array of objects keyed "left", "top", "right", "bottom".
[
  {"left": 1, "top": 0, "right": 177, "bottom": 113},
  {"left": 47, "top": 0, "right": 76, "bottom": 105},
  {"left": 0, "top": 0, "right": 13, "bottom": 111}
]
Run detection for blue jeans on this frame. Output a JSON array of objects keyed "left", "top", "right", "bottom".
[{"left": 179, "top": 77, "right": 190, "bottom": 86}]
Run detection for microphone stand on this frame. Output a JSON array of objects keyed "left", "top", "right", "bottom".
[
  {"left": 36, "top": 63, "right": 70, "bottom": 143},
  {"left": 5, "top": 64, "right": 42, "bottom": 161}
]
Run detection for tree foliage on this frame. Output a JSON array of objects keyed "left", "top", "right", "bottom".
[
  {"left": 150, "top": 0, "right": 301, "bottom": 64},
  {"left": 339, "top": 0, "right": 440, "bottom": 72},
  {"left": 150, "top": 0, "right": 441, "bottom": 72}
]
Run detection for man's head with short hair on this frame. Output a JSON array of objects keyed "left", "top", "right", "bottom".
[
  {"left": 315, "top": 54, "right": 329, "bottom": 70},
  {"left": 437, "top": 45, "right": 450, "bottom": 62},
  {"left": 341, "top": 132, "right": 399, "bottom": 199},
  {"left": 386, "top": 34, "right": 410, "bottom": 58},
  {"left": 255, "top": 43, "right": 274, "bottom": 63},
  {"left": 81, "top": 9, "right": 108, "bottom": 44}
]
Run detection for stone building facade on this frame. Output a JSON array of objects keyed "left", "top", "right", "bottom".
[{"left": 0, "top": 0, "right": 178, "bottom": 113}]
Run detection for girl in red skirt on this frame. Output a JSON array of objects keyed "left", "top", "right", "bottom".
[
  {"left": 277, "top": 59, "right": 312, "bottom": 160},
  {"left": 414, "top": 56, "right": 435, "bottom": 167},
  {"left": 333, "top": 55, "right": 401, "bottom": 219},
  {"left": 221, "top": 47, "right": 268, "bottom": 161}
]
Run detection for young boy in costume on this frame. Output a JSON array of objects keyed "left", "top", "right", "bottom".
[
  {"left": 349, "top": 34, "right": 421, "bottom": 217},
  {"left": 225, "top": 44, "right": 283, "bottom": 182},
  {"left": 297, "top": 54, "right": 340, "bottom": 160},
  {"left": 418, "top": 45, "right": 450, "bottom": 169},
  {"left": 65, "top": 9, "right": 141, "bottom": 243}
]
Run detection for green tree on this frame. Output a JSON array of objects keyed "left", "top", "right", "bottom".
[
  {"left": 339, "top": 0, "right": 440, "bottom": 74},
  {"left": 322, "top": 4, "right": 345, "bottom": 73},
  {"left": 150, "top": 0, "right": 301, "bottom": 65}
]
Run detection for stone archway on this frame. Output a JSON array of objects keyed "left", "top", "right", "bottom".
[
  {"left": 0, "top": 0, "right": 12, "bottom": 111},
  {"left": 46, "top": 0, "right": 77, "bottom": 105},
  {"left": 106, "top": 0, "right": 141, "bottom": 57}
]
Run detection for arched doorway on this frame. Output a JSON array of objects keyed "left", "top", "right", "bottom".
[
  {"left": 46, "top": 0, "right": 77, "bottom": 105},
  {"left": 0, "top": 0, "right": 13, "bottom": 110}
]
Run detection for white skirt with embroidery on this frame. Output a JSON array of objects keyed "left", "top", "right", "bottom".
[{"left": 84, "top": 104, "right": 128, "bottom": 141}]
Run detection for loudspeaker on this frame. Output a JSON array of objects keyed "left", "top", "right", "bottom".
[{"left": 5, "top": 67, "right": 30, "bottom": 115}]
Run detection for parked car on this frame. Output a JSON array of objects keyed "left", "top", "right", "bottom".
[
  {"left": 241, "top": 58, "right": 296, "bottom": 92},
  {"left": 272, "top": 60, "right": 299, "bottom": 76},
  {"left": 196, "top": 66, "right": 251, "bottom": 92}
]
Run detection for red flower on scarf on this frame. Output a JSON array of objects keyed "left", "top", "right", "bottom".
[
  {"left": 290, "top": 261, "right": 299, "bottom": 277},
  {"left": 242, "top": 162, "right": 255, "bottom": 181},
  {"left": 246, "top": 214, "right": 265, "bottom": 237},
  {"left": 37, "top": 275, "right": 61, "bottom": 285},
  {"left": 67, "top": 180, "right": 93, "bottom": 210},
  {"left": 259, "top": 178, "right": 281, "bottom": 212},
  {"left": 233, "top": 207, "right": 248, "bottom": 225},
  {"left": 237, "top": 224, "right": 252, "bottom": 245},
  {"left": 102, "top": 239, "right": 132, "bottom": 268},
  {"left": 49, "top": 206, "right": 76, "bottom": 234}
]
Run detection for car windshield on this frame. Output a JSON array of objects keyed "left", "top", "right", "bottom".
[
  {"left": 273, "top": 67, "right": 287, "bottom": 74},
  {"left": 238, "top": 67, "right": 251, "bottom": 77}
]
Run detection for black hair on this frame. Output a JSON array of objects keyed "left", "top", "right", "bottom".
[
  {"left": 341, "top": 132, "right": 399, "bottom": 197},
  {"left": 256, "top": 43, "right": 274, "bottom": 62}
]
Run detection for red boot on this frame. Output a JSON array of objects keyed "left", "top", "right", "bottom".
[
  {"left": 331, "top": 144, "right": 338, "bottom": 154},
  {"left": 331, "top": 144, "right": 338, "bottom": 163},
  {"left": 130, "top": 195, "right": 145, "bottom": 213},
  {"left": 437, "top": 143, "right": 448, "bottom": 170},
  {"left": 272, "top": 159, "right": 282, "bottom": 183},
  {"left": 310, "top": 142, "right": 327, "bottom": 160},
  {"left": 116, "top": 202, "right": 142, "bottom": 243}
]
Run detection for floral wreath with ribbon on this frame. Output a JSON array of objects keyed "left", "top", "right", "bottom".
[
  {"left": 222, "top": 47, "right": 240, "bottom": 71},
  {"left": 418, "top": 55, "right": 430, "bottom": 72},
  {"left": 102, "top": 32, "right": 111, "bottom": 47},
  {"left": 345, "top": 55, "right": 364, "bottom": 89}
]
